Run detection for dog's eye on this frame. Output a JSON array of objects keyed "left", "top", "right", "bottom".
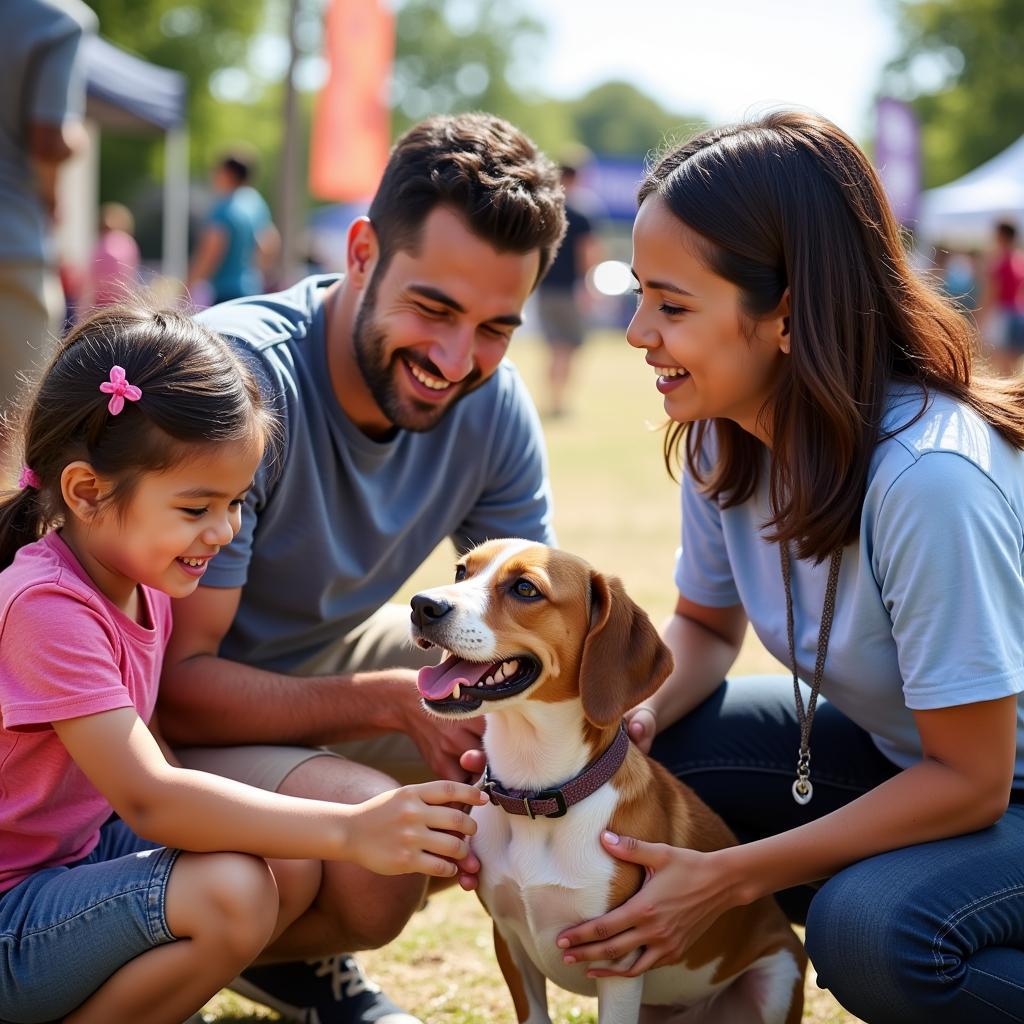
[
  {"left": 454, "top": 564, "right": 467, "bottom": 582},
  {"left": 511, "top": 578, "right": 541, "bottom": 600}
]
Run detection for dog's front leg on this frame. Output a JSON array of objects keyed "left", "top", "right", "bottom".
[
  {"left": 595, "top": 975, "right": 645, "bottom": 1024},
  {"left": 493, "top": 921, "right": 551, "bottom": 1024}
]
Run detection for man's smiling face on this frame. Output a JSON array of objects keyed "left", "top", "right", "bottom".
[{"left": 351, "top": 205, "right": 540, "bottom": 435}]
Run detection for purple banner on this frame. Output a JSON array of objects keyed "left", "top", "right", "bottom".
[
  {"left": 579, "top": 157, "right": 646, "bottom": 222},
  {"left": 875, "top": 97, "right": 922, "bottom": 226}
]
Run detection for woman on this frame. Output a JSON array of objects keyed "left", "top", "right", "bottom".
[{"left": 555, "top": 111, "right": 1024, "bottom": 1023}]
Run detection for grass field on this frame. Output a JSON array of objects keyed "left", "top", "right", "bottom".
[{"left": 203, "top": 330, "right": 861, "bottom": 1023}]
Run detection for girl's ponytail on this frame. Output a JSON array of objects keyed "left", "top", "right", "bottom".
[{"left": 0, "top": 486, "right": 46, "bottom": 572}]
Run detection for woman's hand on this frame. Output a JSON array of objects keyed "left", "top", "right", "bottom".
[
  {"left": 343, "top": 779, "right": 487, "bottom": 878},
  {"left": 455, "top": 747, "right": 487, "bottom": 891},
  {"left": 556, "top": 831, "right": 745, "bottom": 976},
  {"left": 625, "top": 705, "right": 657, "bottom": 754}
]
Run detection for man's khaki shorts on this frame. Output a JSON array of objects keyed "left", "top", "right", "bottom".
[
  {"left": 175, "top": 603, "right": 440, "bottom": 791},
  {"left": 0, "top": 261, "right": 63, "bottom": 422}
]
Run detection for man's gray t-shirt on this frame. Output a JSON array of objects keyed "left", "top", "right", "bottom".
[
  {"left": 0, "top": 0, "right": 95, "bottom": 262},
  {"left": 198, "top": 275, "right": 555, "bottom": 672},
  {"left": 676, "top": 384, "right": 1024, "bottom": 784}
]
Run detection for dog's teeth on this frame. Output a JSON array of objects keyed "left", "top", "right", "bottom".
[
  {"left": 452, "top": 683, "right": 461, "bottom": 700},
  {"left": 505, "top": 659, "right": 518, "bottom": 675}
]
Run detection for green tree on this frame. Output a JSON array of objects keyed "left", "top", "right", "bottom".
[
  {"left": 86, "top": 0, "right": 268, "bottom": 204},
  {"left": 566, "top": 80, "right": 705, "bottom": 158},
  {"left": 391, "top": 0, "right": 550, "bottom": 138},
  {"left": 391, "top": 6, "right": 704, "bottom": 161},
  {"left": 883, "top": 0, "right": 1024, "bottom": 186}
]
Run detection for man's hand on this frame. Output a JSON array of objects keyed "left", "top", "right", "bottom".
[{"left": 396, "top": 680, "right": 486, "bottom": 782}]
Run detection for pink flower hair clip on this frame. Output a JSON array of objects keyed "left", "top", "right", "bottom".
[
  {"left": 17, "top": 465, "right": 40, "bottom": 490},
  {"left": 99, "top": 365, "right": 142, "bottom": 416}
]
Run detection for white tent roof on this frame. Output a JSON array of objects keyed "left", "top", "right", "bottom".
[{"left": 918, "top": 135, "right": 1024, "bottom": 247}]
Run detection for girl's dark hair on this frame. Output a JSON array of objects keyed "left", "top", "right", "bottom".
[
  {"left": 640, "top": 109, "right": 1024, "bottom": 562},
  {"left": 0, "top": 303, "right": 274, "bottom": 570}
]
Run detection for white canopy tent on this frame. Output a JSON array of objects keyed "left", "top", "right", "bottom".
[{"left": 917, "top": 135, "right": 1024, "bottom": 248}]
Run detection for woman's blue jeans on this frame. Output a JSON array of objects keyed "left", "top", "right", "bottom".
[{"left": 649, "top": 676, "right": 1024, "bottom": 1023}]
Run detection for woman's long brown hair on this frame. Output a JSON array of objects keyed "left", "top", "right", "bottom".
[{"left": 641, "top": 110, "right": 1024, "bottom": 563}]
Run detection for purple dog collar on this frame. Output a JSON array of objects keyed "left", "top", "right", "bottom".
[{"left": 480, "top": 722, "right": 629, "bottom": 819}]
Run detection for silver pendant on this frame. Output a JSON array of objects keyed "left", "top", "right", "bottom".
[{"left": 792, "top": 778, "right": 813, "bottom": 805}]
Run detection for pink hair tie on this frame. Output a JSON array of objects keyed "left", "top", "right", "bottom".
[
  {"left": 99, "top": 365, "right": 142, "bottom": 416},
  {"left": 17, "top": 466, "right": 40, "bottom": 490}
]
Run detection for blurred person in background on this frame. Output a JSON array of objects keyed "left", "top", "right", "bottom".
[
  {"left": 0, "top": 0, "right": 95, "bottom": 464},
  {"left": 82, "top": 201, "right": 140, "bottom": 311},
  {"left": 980, "top": 220, "right": 1024, "bottom": 376},
  {"left": 535, "top": 155, "right": 603, "bottom": 418},
  {"left": 933, "top": 246, "right": 980, "bottom": 313},
  {"left": 187, "top": 150, "right": 280, "bottom": 308}
]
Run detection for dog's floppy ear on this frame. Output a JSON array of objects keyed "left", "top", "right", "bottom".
[{"left": 579, "top": 570, "right": 674, "bottom": 727}]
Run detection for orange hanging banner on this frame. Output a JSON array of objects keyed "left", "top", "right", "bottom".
[{"left": 309, "top": 0, "right": 395, "bottom": 202}]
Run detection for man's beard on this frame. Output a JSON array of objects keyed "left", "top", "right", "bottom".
[{"left": 351, "top": 285, "right": 484, "bottom": 433}]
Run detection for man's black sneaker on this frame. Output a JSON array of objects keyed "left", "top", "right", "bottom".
[{"left": 232, "top": 954, "right": 422, "bottom": 1024}]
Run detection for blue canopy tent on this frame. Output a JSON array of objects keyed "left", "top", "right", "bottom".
[{"left": 72, "top": 35, "right": 189, "bottom": 282}]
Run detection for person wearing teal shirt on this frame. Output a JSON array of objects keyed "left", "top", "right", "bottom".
[{"left": 188, "top": 151, "right": 279, "bottom": 306}]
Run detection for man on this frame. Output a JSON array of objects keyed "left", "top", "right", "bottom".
[
  {"left": 160, "top": 113, "right": 566, "bottom": 1024},
  {"left": 535, "top": 157, "right": 602, "bottom": 418},
  {"left": 0, "top": 0, "right": 94, "bottom": 460},
  {"left": 187, "top": 149, "right": 280, "bottom": 307}
]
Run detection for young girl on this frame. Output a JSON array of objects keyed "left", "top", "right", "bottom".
[
  {"left": 554, "top": 112, "right": 1024, "bottom": 1022},
  {"left": 0, "top": 304, "right": 485, "bottom": 1024}
]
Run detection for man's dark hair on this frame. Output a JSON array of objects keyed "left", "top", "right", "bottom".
[{"left": 367, "top": 113, "right": 566, "bottom": 285}]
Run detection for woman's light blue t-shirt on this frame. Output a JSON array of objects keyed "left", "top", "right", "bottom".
[{"left": 675, "top": 385, "right": 1024, "bottom": 783}]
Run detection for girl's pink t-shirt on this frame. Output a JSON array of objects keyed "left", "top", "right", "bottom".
[
  {"left": 0, "top": 532, "right": 171, "bottom": 893},
  {"left": 89, "top": 229, "right": 140, "bottom": 306}
]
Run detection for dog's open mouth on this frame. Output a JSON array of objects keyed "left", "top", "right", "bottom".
[{"left": 416, "top": 652, "right": 541, "bottom": 712}]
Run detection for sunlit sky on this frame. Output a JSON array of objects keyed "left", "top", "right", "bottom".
[{"left": 519, "top": 0, "right": 900, "bottom": 139}]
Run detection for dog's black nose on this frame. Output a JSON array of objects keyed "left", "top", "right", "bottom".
[{"left": 410, "top": 594, "right": 453, "bottom": 629}]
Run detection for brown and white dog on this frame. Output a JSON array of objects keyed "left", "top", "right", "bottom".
[{"left": 409, "top": 539, "right": 806, "bottom": 1024}]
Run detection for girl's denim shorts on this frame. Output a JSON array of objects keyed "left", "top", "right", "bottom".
[{"left": 0, "top": 818, "right": 181, "bottom": 1023}]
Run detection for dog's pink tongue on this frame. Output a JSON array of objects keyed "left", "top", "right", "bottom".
[{"left": 417, "top": 655, "right": 493, "bottom": 700}]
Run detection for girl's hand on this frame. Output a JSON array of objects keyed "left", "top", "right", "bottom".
[
  {"left": 625, "top": 705, "right": 657, "bottom": 754},
  {"left": 556, "top": 831, "right": 743, "bottom": 976},
  {"left": 343, "top": 780, "right": 488, "bottom": 878}
]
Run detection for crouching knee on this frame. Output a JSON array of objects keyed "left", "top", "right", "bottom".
[
  {"left": 317, "top": 863, "right": 426, "bottom": 951},
  {"left": 806, "top": 858, "right": 937, "bottom": 1024},
  {"left": 167, "top": 851, "right": 279, "bottom": 965}
]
